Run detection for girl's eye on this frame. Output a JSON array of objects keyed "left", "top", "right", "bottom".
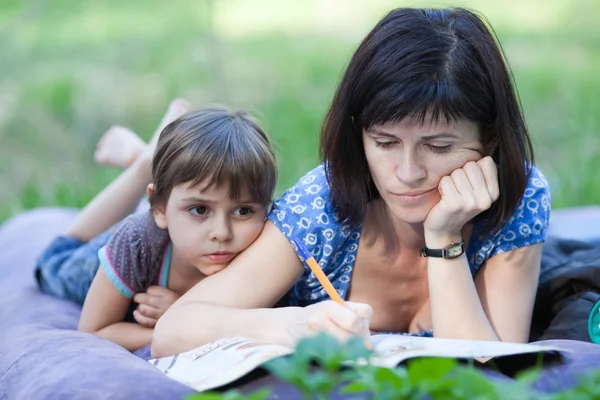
[
  {"left": 190, "top": 206, "right": 210, "bottom": 216},
  {"left": 234, "top": 207, "right": 254, "bottom": 216},
  {"left": 375, "top": 141, "right": 397, "bottom": 149},
  {"left": 424, "top": 144, "right": 452, "bottom": 154}
]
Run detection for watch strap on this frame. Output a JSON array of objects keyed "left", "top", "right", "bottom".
[{"left": 419, "top": 241, "right": 465, "bottom": 259}]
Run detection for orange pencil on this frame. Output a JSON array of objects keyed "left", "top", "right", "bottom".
[{"left": 293, "top": 238, "right": 372, "bottom": 350}]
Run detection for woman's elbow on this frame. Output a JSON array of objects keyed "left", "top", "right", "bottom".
[{"left": 151, "top": 308, "right": 179, "bottom": 358}]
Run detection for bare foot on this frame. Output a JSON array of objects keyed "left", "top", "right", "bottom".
[
  {"left": 143, "top": 98, "right": 193, "bottom": 160},
  {"left": 94, "top": 126, "right": 146, "bottom": 169}
]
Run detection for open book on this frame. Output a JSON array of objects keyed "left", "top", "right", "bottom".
[{"left": 149, "top": 335, "right": 567, "bottom": 393}]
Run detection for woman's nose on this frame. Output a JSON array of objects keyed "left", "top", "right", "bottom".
[{"left": 395, "top": 150, "right": 426, "bottom": 184}]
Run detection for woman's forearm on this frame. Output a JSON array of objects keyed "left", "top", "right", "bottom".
[
  {"left": 152, "top": 302, "right": 300, "bottom": 358},
  {"left": 94, "top": 322, "right": 154, "bottom": 351},
  {"left": 425, "top": 234, "right": 498, "bottom": 341}
]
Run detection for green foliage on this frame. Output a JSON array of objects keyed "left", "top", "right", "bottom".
[{"left": 186, "top": 388, "right": 270, "bottom": 400}]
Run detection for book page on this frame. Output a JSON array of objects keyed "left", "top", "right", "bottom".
[
  {"left": 149, "top": 336, "right": 293, "bottom": 393},
  {"left": 368, "top": 335, "right": 568, "bottom": 368}
]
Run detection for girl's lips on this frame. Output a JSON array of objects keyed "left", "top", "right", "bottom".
[{"left": 205, "top": 252, "right": 236, "bottom": 264}]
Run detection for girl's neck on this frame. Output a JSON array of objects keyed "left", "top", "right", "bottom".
[{"left": 169, "top": 246, "right": 207, "bottom": 282}]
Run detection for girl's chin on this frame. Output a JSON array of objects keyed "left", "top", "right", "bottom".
[{"left": 196, "top": 262, "right": 228, "bottom": 277}]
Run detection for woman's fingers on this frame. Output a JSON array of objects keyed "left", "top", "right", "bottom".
[
  {"left": 438, "top": 175, "right": 460, "bottom": 201},
  {"left": 450, "top": 168, "right": 473, "bottom": 196},
  {"left": 345, "top": 301, "right": 373, "bottom": 321},
  {"left": 306, "top": 301, "right": 371, "bottom": 341},
  {"left": 477, "top": 156, "right": 500, "bottom": 201},
  {"left": 462, "top": 161, "right": 493, "bottom": 210},
  {"left": 447, "top": 158, "right": 498, "bottom": 212}
]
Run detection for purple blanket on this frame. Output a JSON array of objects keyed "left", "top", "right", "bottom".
[
  {"left": 0, "top": 208, "right": 194, "bottom": 399},
  {"left": 1, "top": 208, "right": 600, "bottom": 399}
]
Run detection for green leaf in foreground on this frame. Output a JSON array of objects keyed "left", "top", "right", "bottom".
[
  {"left": 186, "top": 388, "right": 270, "bottom": 400},
  {"left": 408, "top": 357, "right": 457, "bottom": 395},
  {"left": 343, "top": 366, "right": 412, "bottom": 399}
]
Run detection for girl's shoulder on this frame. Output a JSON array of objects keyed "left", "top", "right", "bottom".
[
  {"left": 99, "top": 212, "right": 171, "bottom": 298},
  {"left": 468, "top": 166, "right": 551, "bottom": 273}
]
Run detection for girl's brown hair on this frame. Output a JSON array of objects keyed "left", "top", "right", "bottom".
[{"left": 149, "top": 106, "right": 277, "bottom": 208}]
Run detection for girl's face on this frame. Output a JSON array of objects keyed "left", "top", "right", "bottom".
[
  {"left": 152, "top": 181, "right": 268, "bottom": 276},
  {"left": 362, "top": 117, "right": 484, "bottom": 224}
]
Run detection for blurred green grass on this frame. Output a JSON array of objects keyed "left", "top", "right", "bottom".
[{"left": 1, "top": 0, "right": 599, "bottom": 223}]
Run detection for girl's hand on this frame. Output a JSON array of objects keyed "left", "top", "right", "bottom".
[
  {"left": 133, "top": 286, "right": 180, "bottom": 328},
  {"left": 281, "top": 300, "right": 372, "bottom": 347},
  {"left": 424, "top": 157, "right": 499, "bottom": 244}
]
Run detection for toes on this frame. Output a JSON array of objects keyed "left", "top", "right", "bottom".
[
  {"left": 94, "top": 125, "right": 145, "bottom": 169},
  {"left": 169, "top": 98, "right": 193, "bottom": 114}
]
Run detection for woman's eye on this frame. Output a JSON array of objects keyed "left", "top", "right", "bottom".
[
  {"left": 234, "top": 207, "right": 254, "bottom": 216},
  {"left": 424, "top": 144, "right": 452, "bottom": 154},
  {"left": 190, "top": 206, "right": 210, "bottom": 216},
  {"left": 375, "top": 141, "right": 397, "bottom": 149}
]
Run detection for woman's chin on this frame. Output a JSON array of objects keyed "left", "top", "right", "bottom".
[{"left": 387, "top": 204, "right": 434, "bottom": 225}]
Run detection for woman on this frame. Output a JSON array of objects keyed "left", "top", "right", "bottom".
[{"left": 151, "top": 7, "right": 550, "bottom": 357}]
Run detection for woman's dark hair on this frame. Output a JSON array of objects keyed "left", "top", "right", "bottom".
[{"left": 320, "top": 7, "right": 533, "bottom": 232}]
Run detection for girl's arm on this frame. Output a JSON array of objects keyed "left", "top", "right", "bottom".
[
  {"left": 79, "top": 268, "right": 153, "bottom": 351},
  {"left": 152, "top": 221, "right": 372, "bottom": 358}
]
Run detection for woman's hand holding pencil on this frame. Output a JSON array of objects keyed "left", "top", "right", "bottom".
[
  {"left": 291, "top": 239, "right": 373, "bottom": 349},
  {"left": 305, "top": 301, "right": 373, "bottom": 345}
]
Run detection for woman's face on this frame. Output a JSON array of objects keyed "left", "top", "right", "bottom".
[{"left": 363, "top": 117, "right": 484, "bottom": 224}]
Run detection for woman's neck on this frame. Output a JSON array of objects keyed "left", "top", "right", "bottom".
[{"left": 362, "top": 199, "right": 426, "bottom": 255}]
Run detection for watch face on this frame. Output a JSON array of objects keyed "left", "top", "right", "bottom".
[{"left": 446, "top": 244, "right": 464, "bottom": 258}]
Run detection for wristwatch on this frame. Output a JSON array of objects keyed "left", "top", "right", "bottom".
[{"left": 419, "top": 241, "right": 465, "bottom": 259}]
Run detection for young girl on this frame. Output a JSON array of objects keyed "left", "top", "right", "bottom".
[{"left": 35, "top": 102, "right": 277, "bottom": 351}]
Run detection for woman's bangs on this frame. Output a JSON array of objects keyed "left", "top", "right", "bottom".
[{"left": 360, "top": 79, "right": 474, "bottom": 129}]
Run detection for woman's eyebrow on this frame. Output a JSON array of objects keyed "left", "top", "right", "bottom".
[
  {"left": 364, "top": 128, "right": 398, "bottom": 138},
  {"left": 366, "top": 129, "right": 460, "bottom": 140},
  {"left": 421, "top": 132, "right": 460, "bottom": 140}
]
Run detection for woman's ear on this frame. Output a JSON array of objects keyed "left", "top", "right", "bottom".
[{"left": 147, "top": 184, "right": 167, "bottom": 229}]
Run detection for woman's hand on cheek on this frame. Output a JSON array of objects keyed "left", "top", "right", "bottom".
[{"left": 424, "top": 156, "right": 499, "bottom": 244}]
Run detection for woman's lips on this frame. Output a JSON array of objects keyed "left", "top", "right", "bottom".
[{"left": 393, "top": 187, "right": 437, "bottom": 203}]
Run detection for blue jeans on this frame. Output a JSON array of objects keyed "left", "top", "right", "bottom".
[{"left": 34, "top": 231, "right": 112, "bottom": 305}]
